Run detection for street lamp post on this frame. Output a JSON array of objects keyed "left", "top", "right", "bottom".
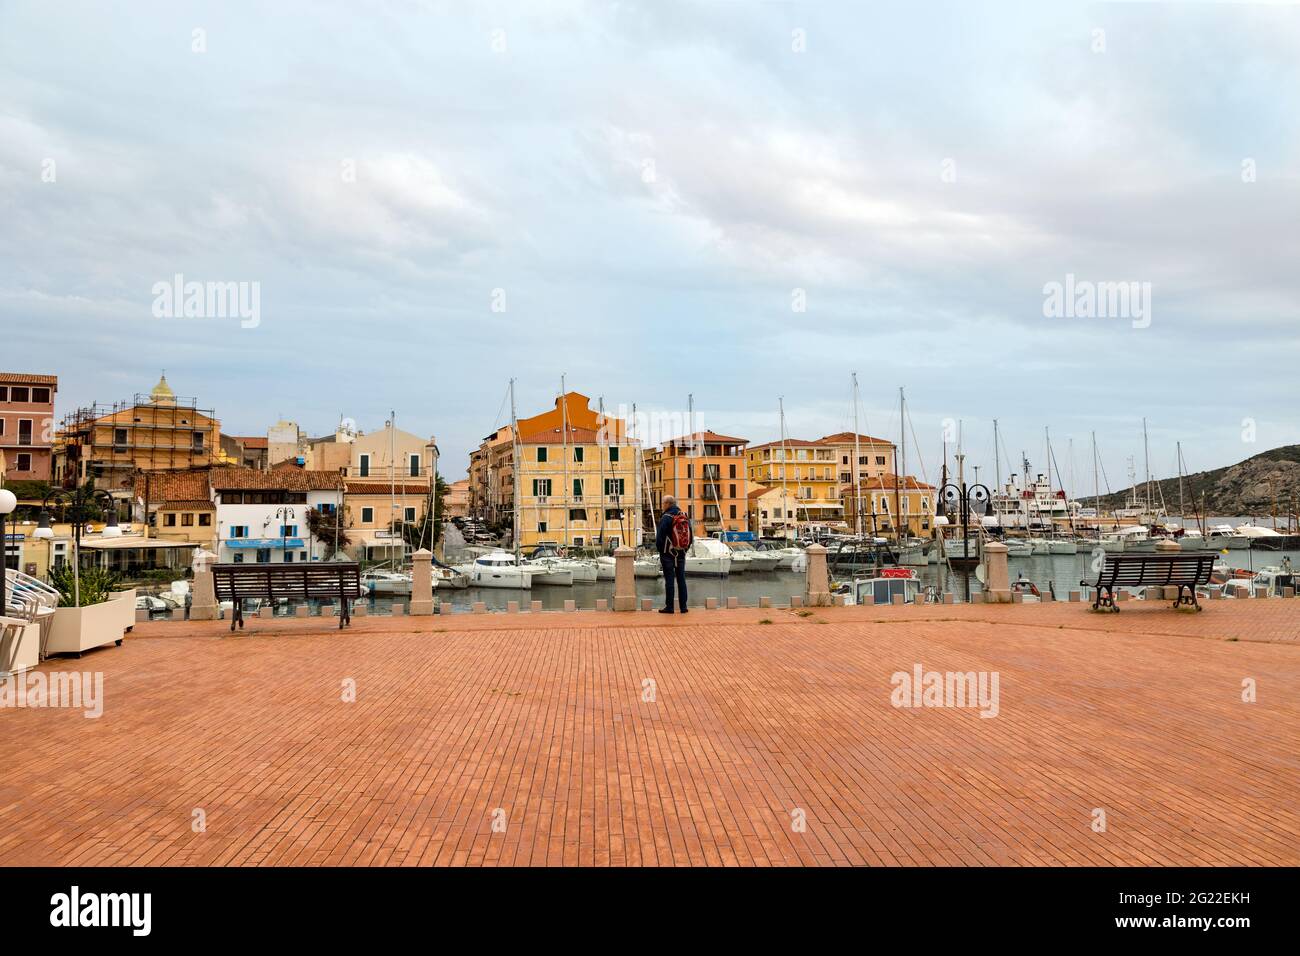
[
  {"left": 275, "top": 506, "right": 296, "bottom": 563},
  {"left": 32, "top": 486, "right": 122, "bottom": 607},
  {"left": 938, "top": 477, "right": 991, "bottom": 603}
]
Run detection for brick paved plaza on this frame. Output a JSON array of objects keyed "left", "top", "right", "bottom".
[{"left": 1, "top": 602, "right": 1296, "bottom": 866}]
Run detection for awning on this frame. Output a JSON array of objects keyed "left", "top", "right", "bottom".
[
  {"left": 357, "top": 536, "right": 406, "bottom": 550},
  {"left": 80, "top": 538, "right": 200, "bottom": 551},
  {"left": 224, "top": 538, "right": 306, "bottom": 549}
]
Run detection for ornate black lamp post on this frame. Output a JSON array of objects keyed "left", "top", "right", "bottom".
[
  {"left": 939, "top": 474, "right": 991, "bottom": 602},
  {"left": 32, "top": 486, "right": 122, "bottom": 606},
  {"left": 275, "top": 506, "right": 296, "bottom": 562}
]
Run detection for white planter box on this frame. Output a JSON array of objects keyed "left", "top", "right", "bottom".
[
  {"left": 45, "top": 592, "right": 134, "bottom": 657},
  {"left": 1, "top": 621, "right": 43, "bottom": 675}
]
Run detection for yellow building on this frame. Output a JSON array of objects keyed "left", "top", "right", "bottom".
[
  {"left": 491, "top": 392, "right": 640, "bottom": 550},
  {"left": 343, "top": 479, "right": 436, "bottom": 560},
  {"left": 54, "top": 374, "right": 223, "bottom": 495},
  {"left": 745, "top": 439, "right": 843, "bottom": 530},
  {"left": 747, "top": 485, "right": 803, "bottom": 538},
  {"left": 848, "top": 474, "right": 936, "bottom": 538},
  {"left": 818, "top": 432, "right": 897, "bottom": 487},
  {"left": 645, "top": 431, "right": 748, "bottom": 535}
]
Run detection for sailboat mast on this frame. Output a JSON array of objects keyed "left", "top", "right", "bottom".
[
  {"left": 1092, "top": 431, "right": 1099, "bottom": 519},
  {"left": 510, "top": 379, "right": 520, "bottom": 563},
  {"left": 1177, "top": 441, "right": 1185, "bottom": 520},
  {"left": 852, "top": 373, "right": 862, "bottom": 537},
  {"left": 1142, "top": 417, "right": 1151, "bottom": 514},
  {"left": 895, "top": 388, "right": 904, "bottom": 543},
  {"left": 779, "top": 397, "right": 790, "bottom": 540},
  {"left": 599, "top": 395, "right": 607, "bottom": 545},
  {"left": 390, "top": 409, "right": 398, "bottom": 564},
  {"left": 560, "top": 373, "right": 569, "bottom": 549}
]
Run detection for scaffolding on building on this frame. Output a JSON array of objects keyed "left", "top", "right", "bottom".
[{"left": 56, "top": 393, "right": 218, "bottom": 493}]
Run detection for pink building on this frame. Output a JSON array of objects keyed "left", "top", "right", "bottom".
[{"left": 0, "top": 372, "right": 58, "bottom": 481}]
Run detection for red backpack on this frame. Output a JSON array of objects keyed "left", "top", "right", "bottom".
[{"left": 668, "top": 512, "right": 692, "bottom": 552}]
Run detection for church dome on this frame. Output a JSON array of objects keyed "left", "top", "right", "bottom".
[{"left": 150, "top": 372, "right": 176, "bottom": 404}]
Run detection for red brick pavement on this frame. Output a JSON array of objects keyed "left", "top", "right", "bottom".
[{"left": 0, "top": 602, "right": 1296, "bottom": 866}]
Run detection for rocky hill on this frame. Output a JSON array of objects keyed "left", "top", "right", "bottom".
[{"left": 1096, "top": 444, "right": 1300, "bottom": 517}]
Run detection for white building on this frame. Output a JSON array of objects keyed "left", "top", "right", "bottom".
[{"left": 210, "top": 466, "right": 344, "bottom": 564}]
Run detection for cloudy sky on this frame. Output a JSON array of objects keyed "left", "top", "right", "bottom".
[{"left": 3, "top": 0, "right": 1297, "bottom": 494}]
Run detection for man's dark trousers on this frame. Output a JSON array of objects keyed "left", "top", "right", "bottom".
[{"left": 661, "top": 550, "right": 688, "bottom": 611}]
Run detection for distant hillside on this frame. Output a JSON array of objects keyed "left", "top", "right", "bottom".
[{"left": 1095, "top": 445, "right": 1300, "bottom": 517}]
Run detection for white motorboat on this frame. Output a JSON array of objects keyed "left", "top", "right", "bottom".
[
  {"left": 1048, "top": 537, "right": 1079, "bottom": 555},
  {"left": 361, "top": 568, "right": 414, "bottom": 595},
  {"left": 434, "top": 566, "right": 469, "bottom": 589},
  {"left": 1003, "top": 539, "right": 1034, "bottom": 558},
  {"left": 1206, "top": 524, "right": 1248, "bottom": 550},
  {"left": 595, "top": 554, "right": 661, "bottom": 579},
  {"left": 845, "top": 567, "right": 924, "bottom": 606},
  {"left": 527, "top": 545, "right": 598, "bottom": 584},
  {"left": 726, "top": 541, "right": 780, "bottom": 572},
  {"left": 684, "top": 538, "right": 732, "bottom": 576},
  {"left": 452, "top": 550, "right": 534, "bottom": 589}
]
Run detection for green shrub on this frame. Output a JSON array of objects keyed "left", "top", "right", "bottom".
[{"left": 48, "top": 563, "right": 122, "bottom": 607}]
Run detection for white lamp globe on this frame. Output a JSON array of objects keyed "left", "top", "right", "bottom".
[{"left": 0, "top": 488, "right": 16, "bottom": 515}]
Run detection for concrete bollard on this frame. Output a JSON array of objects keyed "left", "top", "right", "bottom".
[
  {"left": 1012, "top": 591, "right": 1024, "bottom": 604},
  {"left": 892, "top": 594, "right": 905, "bottom": 606},
  {"left": 613, "top": 546, "right": 637, "bottom": 612},
  {"left": 354, "top": 603, "right": 368, "bottom": 617},
  {"left": 1210, "top": 589, "right": 1222, "bottom": 600},
  {"left": 410, "top": 549, "right": 434, "bottom": 615},
  {"left": 169, "top": 607, "right": 184, "bottom": 621},
  {"left": 390, "top": 602, "right": 405, "bottom": 616},
  {"left": 983, "top": 542, "right": 1011, "bottom": 604},
  {"left": 135, "top": 609, "right": 150, "bottom": 623},
  {"left": 295, "top": 605, "right": 310, "bottom": 618},
  {"left": 971, "top": 592, "right": 983, "bottom": 604},
  {"left": 258, "top": 607, "right": 273, "bottom": 619},
  {"left": 791, "top": 595, "right": 804, "bottom": 608},
  {"left": 472, "top": 601, "right": 487, "bottom": 614},
  {"left": 832, "top": 594, "right": 846, "bottom": 607},
  {"left": 759, "top": 596, "right": 772, "bottom": 608},
  {"left": 507, "top": 600, "right": 520, "bottom": 614},
  {"left": 1255, "top": 586, "right": 1269, "bottom": 599},
  {"left": 1069, "top": 590, "right": 1081, "bottom": 603},
  {"left": 596, "top": 599, "right": 608, "bottom": 612},
  {"left": 804, "top": 543, "right": 832, "bottom": 607},
  {"left": 563, "top": 599, "right": 576, "bottom": 612},
  {"left": 530, "top": 600, "right": 543, "bottom": 613},
  {"left": 189, "top": 551, "right": 219, "bottom": 620},
  {"left": 641, "top": 598, "right": 652, "bottom": 612},
  {"left": 726, "top": 596, "right": 739, "bottom": 610},
  {"left": 943, "top": 593, "right": 955, "bottom": 605},
  {"left": 325, "top": 605, "right": 338, "bottom": 617},
  {"left": 705, "top": 597, "right": 718, "bottom": 610},
  {"left": 1283, "top": 586, "right": 1295, "bottom": 598}
]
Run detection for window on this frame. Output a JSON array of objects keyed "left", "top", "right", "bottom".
[
  {"left": 686, "top": 463, "right": 693, "bottom": 479},
  {"left": 359, "top": 453, "right": 370, "bottom": 477},
  {"left": 604, "top": 508, "right": 623, "bottom": 520},
  {"left": 113, "top": 427, "right": 128, "bottom": 448},
  {"left": 532, "top": 478, "right": 552, "bottom": 497},
  {"left": 0, "top": 387, "right": 6, "bottom": 401},
  {"left": 318, "top": 503, "right": 336, "bottom": 514},
  {"left": 280, "top": 525, "right": 298, "bottom": 536},
  {"left": 182, "top": 513, "right": 195, "bottom": 526},
  {"left": 232, "top": 552, "right": 244, "bottom": 563},
  {"left": 608, "top": 446, "right": 619, "bottom": 462},
  {"left": 537, "top": 521, "right": 548, "bottom": 533},
  {"left": 0, "top": 419, "right": 4, "bottom": 435},
  {"left": 10, "top": 387, "right": 28, "bottom": 402},
  {"left": 729, "top": 483, "right": 737, "bottom": 498},
  {"left": 199, "top": 513, "right": 211, "bottom": 526},
  {"left": 572, "top": 478, "right": 583, "bottom": 498},
  {"left": 32, "top": 387, "right": 50, "bottom": 404},
  {"left": 568, "top": 509, "right": 587, "bottom": 522},
  {"left": 573, "top": 537, "right": 584, "bottom": 547},
  {"left": 876, "top": 456, "right": 886, "bottom": 466},
  {"left": 284, "top": 552, "right": 294, "bottom": 563},
  {"left": 573, "top": 446, "right": 584, "bottom": 463},
  {"left": 15, "top": 419, "right": 31, "bottom": 445},
  {"left": 361, "top": 507, "right": 374, "bottom": 523},
  {"left": 409, "top": 453, "right": 420, "bottom": 477},
  {"left": 537, "top": 447, "right": 548, "bottom": 463},
  {"left": 404, "top": 506, "right": 416, "bottom": 522},
  {"left": 16, "top": 453, "right": 31, "bottom": 471},
  {"left": 729, "top": 504, "right": 737, "bottom": 519},
  {"left": 230, "top": 525, "right": 249, "bottom": 538},
  {"left": 729, "top": 464, "right": 736, "bottom": 479},
  {"left": 256, "top": 549, "right": 271, "bottom": 563}
]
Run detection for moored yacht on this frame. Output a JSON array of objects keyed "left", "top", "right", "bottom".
[{"left": 453, "top": 550, "right": 534, "bottom": 589}]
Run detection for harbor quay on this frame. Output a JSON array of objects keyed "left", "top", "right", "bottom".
[{"left": 1, "top": 599, "right": 1295, "bottom": 867}]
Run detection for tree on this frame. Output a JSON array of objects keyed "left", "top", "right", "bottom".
[{"left": 307, "top": 505, "right": 351, "bottom": 558}]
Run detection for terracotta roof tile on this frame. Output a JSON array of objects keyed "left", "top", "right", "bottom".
[
  {"left": 345, "top": 481, "right": 431, "bottom": 496},
  {"left": 518, "top": 427, "right": 639, "bottom": 446},
  {"left": 210, "top": 466, "right": 343, "bottom": 491},
  {"left": 0, "top": 372, "right": 58, "bottom": 387},
  {"left": 748, "top": 438, "right": 831, "bottom": 451},
  {"left": 818, "top": 432, "right": 895, "bottom": 447},
  {"left": 663, "top": 430, "right": 749, "bottom": 447}
]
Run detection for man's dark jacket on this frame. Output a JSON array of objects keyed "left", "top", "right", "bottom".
[{"left": 656, "top": 505, "right": 685, "bottom": 556}]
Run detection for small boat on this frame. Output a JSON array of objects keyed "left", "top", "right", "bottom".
[
  {"left": 684, "top": 538, "right": 732, "bottom": 576},
  {"left": 361, "top": 568, "right": 414, "bottom": 595},
  {"left": 1245, "top": 564, "right": 1298, "bottom": 597},
  {"left": 845, "top": 567, "right": 924, "bottom": 606},
  {"left": 594, "top": 553, "right": 662, "bottom": 579},
  {"left": 1003, "top": 539, "right": 1034, "bottom": 558},
  {"left": 725, "top": 540, "right": 781, "bottom": 572},
  {"left": 942, "top": 535, "right": 981, "bottom": 570},
  {"left": 452, "top": 550, "right": 534, "bottom": 589},
  {"left": 1206, "top": 524, "right": 1248, "bottom": 550},
  {"left": 1048, "top": 537, "right": 1079, "bottom": 555}
]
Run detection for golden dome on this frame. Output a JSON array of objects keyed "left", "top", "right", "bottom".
[{"left": 150, "top": 372, "right": 176, "bottom": 405}]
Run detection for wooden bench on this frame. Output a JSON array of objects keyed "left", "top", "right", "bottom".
[
  {"left": 1080, "top": 551, "right": 1216, "bottom": 612},
  {"left": 212, "top": 563, "right": 361, "bottom": 631}
]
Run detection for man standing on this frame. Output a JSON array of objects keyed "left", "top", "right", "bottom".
[{"left": 655, "top": 495, "right": 689, "bottom": 614}]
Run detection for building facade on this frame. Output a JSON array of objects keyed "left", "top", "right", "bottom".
[
  {"left": 0, "top": 372, "right": 57, "bottom": 481},
  {"left": 210, "top": 467, "right": 343, "bottom": 564},
  {"left": 645, "top": 431, "right": 748, "bottom": 535},
  {"left": 54, "top": 374, "right": 220, "bottom": 495},
  {"left": 745, "top": 439, "right": 843, "bottom": 530},
  {"left": 343, "top": 480, "right": 436, "bottom": 561},
  {"left": 848, "top": 474, "right": 936, "bottom": 538}
]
